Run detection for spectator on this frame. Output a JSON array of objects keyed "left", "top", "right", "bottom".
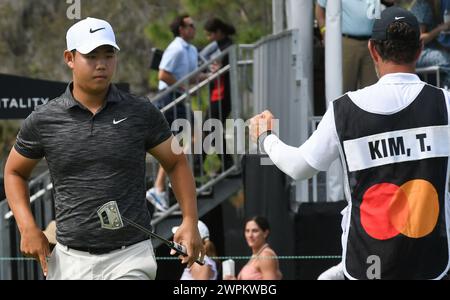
[
  {"left": 202, "top": 17, "right": 237, "bottom": 170},
  {"left": 225, "top": 216, "right": 282, "bottom": 280},
  {"left": 316, "top": 0, "right": 378, "bottom": 92},
  {"left": 174, "top": 220, "right": 219, "bottom": 280},
  {"left": 410, "top": 0, "right": 450, "bottom": 87},
  {"left": 147, "top": 14, "right": 200, "bottom": 212},
  {"left": 202, "top": 17, "right": 236, "bottom": 123}
]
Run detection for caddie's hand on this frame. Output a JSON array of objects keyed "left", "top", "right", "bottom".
[
  {"left": 250, "top": 110, "right": 275, "bottom": 143},
  {"left": 20, "top": 226, "right": 50, "bottom": 277},
  {"left": 171, "top": 221, "right": 205, "bottom": 268}
]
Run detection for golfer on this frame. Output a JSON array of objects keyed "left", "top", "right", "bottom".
[{"left": 4, "top": 17, "right": 203, "bottom": 280}]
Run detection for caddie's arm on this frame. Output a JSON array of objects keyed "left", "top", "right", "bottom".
[{"left": 249, "top": 110, "right": 320, "bottom": 181}]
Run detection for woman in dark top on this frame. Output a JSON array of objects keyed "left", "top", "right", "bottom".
[
  {"left": 203, "top": 17, "right": 236, "bottom": 123},
  {"left": 203, "top": 18, "right": 236, "bottom": 170}
]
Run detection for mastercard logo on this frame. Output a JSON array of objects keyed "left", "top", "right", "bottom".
[{"left": 360, "top": 180, "right": 439, "bottom": 240}]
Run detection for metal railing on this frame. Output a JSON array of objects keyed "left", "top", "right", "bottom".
[
  {"left": 148, "top": 45, "right": 250, "bottom": 225},
  {"left": 1, "top": 171, "right": 54, "bottom": 280}
]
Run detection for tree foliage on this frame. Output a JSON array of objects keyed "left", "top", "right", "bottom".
[{"left": 0, "top": 0, "right": 271, "bottom": 94}]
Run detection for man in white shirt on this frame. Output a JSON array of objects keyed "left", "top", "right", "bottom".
[
  {"left": 251, "top": 7, "right": 450, "bottom": 280},
  {"left": 147, "top": 15, "right": 199, "bottom": 212}
]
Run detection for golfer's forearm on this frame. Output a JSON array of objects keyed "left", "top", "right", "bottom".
[
  {"left": 5, "top": 173, "right": 39, "bottom": 234},
  {"left": 264, "top": 135, "right": 319, "bottom": 181},
  {"left": 167, "top": 156, "right": 198, "bottom": 222}
]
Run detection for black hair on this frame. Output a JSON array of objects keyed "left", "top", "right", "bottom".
[
  {"left": 245, "top": 216, "right": 270, "bottom": 232},
  {"left": 372, "top": 21, "right": 421, "bottom": 64},
  {"left": 170, "top": 14, "right": 190, "bottom": 37},
  {"left": 204, "top": 17, "right": 236, "bottom": 36},
  {"left": 381, "top": 0, "right": 394, "bottom": 7}
]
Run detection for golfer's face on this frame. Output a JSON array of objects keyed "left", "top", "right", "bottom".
[
  {"left": 244, "top": 221, "right": 267, "bottom": 249},
  {"left": 73, "top": 45, "right": 117, "bottom": 92}
]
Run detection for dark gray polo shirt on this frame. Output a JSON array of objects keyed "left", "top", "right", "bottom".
[{"left": 14, "top": 83, "right": 172, "bottom": 249}]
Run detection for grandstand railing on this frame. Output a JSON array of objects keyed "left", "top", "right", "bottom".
[
  {"left": 1, "top": 171, "right": 54, "bottom": 280},
  {"left": 147, "top": 45, "right": 251, "bottom": 225}
]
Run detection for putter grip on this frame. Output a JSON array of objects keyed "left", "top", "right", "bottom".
[
  {"left": 171, "top": 241, "right": 187, "bottom": 255},
  {"left": 171, "top": 242, "right": 204, "bottom": 265}
]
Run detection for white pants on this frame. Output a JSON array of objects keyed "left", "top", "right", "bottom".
[
  {"left": 317, "top": 262, "right": 344, "bottom": 280},
  {"left": 47, "top": 240, "right": 157, "bottom": 280}
]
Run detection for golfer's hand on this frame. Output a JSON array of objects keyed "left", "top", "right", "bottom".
[
  {"left": 250, "top": 110, "right": 275, "bottom": 143},
  {"left": 171, "top": 221, "right": 205, "bottom": 267},
  {"left": 20, "top": 226, "right": 50, "bottom": 277}
]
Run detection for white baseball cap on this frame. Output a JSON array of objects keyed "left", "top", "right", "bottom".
[
  {"left": 172, "top": 220, "right": 210, "bottom": 240},
  {"left": 66, "top": 17, "right": 120, "bottom": 54}
]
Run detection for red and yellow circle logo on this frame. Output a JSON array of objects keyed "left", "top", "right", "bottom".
[{"left": 360, "top": 180, "right": 439, "bottom": 240}]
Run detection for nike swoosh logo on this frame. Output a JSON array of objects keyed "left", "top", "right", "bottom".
[
  {"left": 113, "top": 118, "right": 128, "bottom": 125},
  {"left": 90, "top": 27, "right": 105, "bottom": 33},
  {"left": 394, "top": 17, "right": 405, "bottom": 20}
]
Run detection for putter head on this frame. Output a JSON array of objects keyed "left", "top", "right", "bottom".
[{"left": 97, "top": 201, "right": 124, "bottom": 230}]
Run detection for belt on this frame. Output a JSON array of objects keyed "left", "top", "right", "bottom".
[
  {"left": 66, "top": 241, "right": 141, "bottom": 255},
  {"left": 342, "top": 34, "right": 371, "bottom": 41}
]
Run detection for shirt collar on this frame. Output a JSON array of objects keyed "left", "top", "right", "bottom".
[
  {"left": 63, "top": 82, "right": 121, "bottom": 110},
  {"left": 378, "top": 73, "right": 422, "bottom": 85},
  {"left": 175, "top": 36, "right": 190, "bottom": 49}
]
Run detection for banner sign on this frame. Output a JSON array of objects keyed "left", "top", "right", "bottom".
[{"left": 0, "top": 74, "right": 129, "bottom": 119}]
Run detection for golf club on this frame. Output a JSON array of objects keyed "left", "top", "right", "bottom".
[{"left": 97, "top": 201, "right": 204, "bottom": 265}]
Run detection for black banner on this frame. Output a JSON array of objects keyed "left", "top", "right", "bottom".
[
  {"left": 0, "top": 74, "right": 129, "bottom": 119},
  {"left": 0, "top": 74, "right": 67, "bottom": 119}
]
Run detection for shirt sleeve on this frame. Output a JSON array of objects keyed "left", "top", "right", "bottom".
[
  {"left": 262, "top": 105, "right": 340, "bottom": 178},
  {"left": 14, "top": 112, "right": 45, "bottom": 159},
  {"left": 159, "top": 47, "right": 183, "bottom": 75},
  {"left": 263, "top": 134, "right": 320, "bottom": 181},
  {"left": 190, "top": 45, "right": 199, "bottom": 72},
  {"left": 298, "top": 104, "right": 340, "bottom": 171},
  {"left": 144, "top": 102, "right": 172, "bottom": 150}
]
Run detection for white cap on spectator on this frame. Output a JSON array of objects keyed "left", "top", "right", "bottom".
[
  {"left": 66, "top": 17, "right": 120, "bottom": 54},
  {"left": 172, "top": 220, "right": 210, "bottom": 240}
]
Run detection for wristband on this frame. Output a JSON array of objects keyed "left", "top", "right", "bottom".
[{"left": 257, "top": 130, "right": 274, "bottom": 154}]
